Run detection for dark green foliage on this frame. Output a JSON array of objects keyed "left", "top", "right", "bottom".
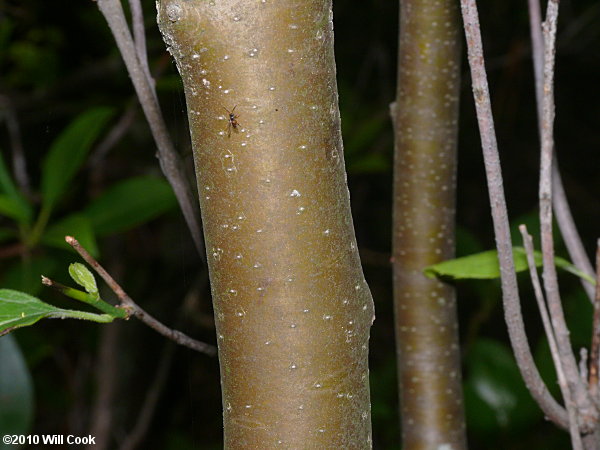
[
  {"left": 0, "top": 335, "right": 34, "bottom": 444},
  {"left": 84, "top": 176, "right": 177, "bottom": 236},
  {"left": 0, "top": 153, "right": 32, "bottom": 224},
  {"left": 41, "top": 108, "right": 115, "bottom": 211},
  {"left": 464, "top": 338, "right": 541, "bottom": 434}
]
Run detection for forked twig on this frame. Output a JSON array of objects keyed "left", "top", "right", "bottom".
[
  {"left": 538, "top": 3, "right": 594, "bottom": 438},
  {"left": 520, "top": 225, "right": 582, "bottom": 449},
  {"left": 528, "top": 0, "right": 595, "bottom": 302},
  {"left": 552, "top": 164, "right": 595, "bottom": 301},
  {"left": 65, "top": 236, "right": 216, "bottom": 356},
  {"left": 459, "top": 0, "right": 568, "bottom": 429}
]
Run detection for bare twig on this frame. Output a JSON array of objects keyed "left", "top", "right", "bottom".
[
  {"left": 538, "top": 3, "right": 594, "bottom": 434},
  {"left": 519, "top": 226, "right": 560, "bottom": 371},
  {"left": 0, "top": 243, "right": 25, "bottom": 259},
  {"left": 89, "top": 102, "right": 137, "bottom": 167},
  {"left": 119, "top": 341, "right": 175, "bottom": 450},
  {"left": 459, "top": 0, "right": 568, "bottom": 429},
  {"left": 590, "top": 240, "right": 600, "bottom": 397},
  {"left": 552, "top": 164, "right": 596, "bottom": 301},
  {"left": 120, "top": 274, "right": 208, "bottom": 449},
  {"left": 520, "top": 225, "right": 582, "bottom": 450},
  {"left": 580, "top": 348, "right": 589, "bottom": 386},
  {"left": 95, "top": 0, "right": 204, "bottom": 258},
  {"left": 88, "top": 323, "right": 121, "bottom": 450},
  {"left": 65, "top": 236, "right": 216, "bottom": 356},
  {"left": 527, "top": 0, "right": 544, "bottom": 124},
  {"left": 128, "top": 0, "right": 154, "bottom": 92},
  {"left": 528, "top": 0, "right": 595, "bottom": 302}
]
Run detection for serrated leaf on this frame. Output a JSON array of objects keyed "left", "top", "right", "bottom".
[
  {"left": 0, "top": 334, "right": 34, "bottom": 439},
  {"left": 85, "top": 176, "right": 177, "bottom": 236},
  {"left": 40, "top": 107, "right": 114, "bottom": 209},
  {"left": 0, "top": 289, "right": 113, "bottom": 336},
  {"left": 424, "top": 247, "right": 596, "bottom": 285},
  {"left": 41, "top": 213, "right": 99, "bottom": 257},
  {"left": 0, "top": 152, "right": 32, "bottom": 224},
  {"left": 68, "top": 263, "right": 98, "bottom": 295}
]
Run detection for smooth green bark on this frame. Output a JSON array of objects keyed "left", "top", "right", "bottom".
[
  {"left": 392, "top": 0, "right": 466, "bottom": 448},
  {"left": 157, "top": 1, "right": 374, "bottom": 448}
]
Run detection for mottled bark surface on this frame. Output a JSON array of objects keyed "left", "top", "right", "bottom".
[
  {"left": 392, "top": 0, "right": 466, "bottom": 448},
  {"left": 157, "top": 1, "right": 374, "bottom": 448}
]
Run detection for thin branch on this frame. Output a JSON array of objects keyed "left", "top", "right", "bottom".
[
  {"left": 120, "top": 271, "right": 209, "bottom": 449},
  {"left": 65, "top": 236, "right": 216, "bottom": 356},
  {"left": 88, "top": 323, "right": 121, "bottom": 450},
  {"left": 527, "top": 0, "right": 544, "bottom": 128},
  {"left": 519, "top": 226, "right": 561, "bottom": 372},
  {"left": 538, "top": 2, "right": 594, "bottom": 430},
  {"left": 88, "top": 102, "right": 137, "bottom": 167},
  {"left": 580, "top": 348, "right": 589, "bottom": 387},
  {"left": 128, "top": 0, "right": 155, "bottom": 92},
  {"left": 590, "top": 240, "right": 600, "bottom": 398},
  {"left": 527, "top": 0, "right": 595, "bottom": 301},
  {"left": 95, "top": 0, "right": 205, "bottom": 259},
  {"left": 0, "top": 242, "right": 25, "bottom": 259},
  {"left": 459, "top": 0, "right": 568, "bottom": 429},
  {"left": 520, "top": 225, "right": 583, "bottom": 450},
  {"left": 552, "top": 163, "right": 596, "bottom": 301},
  {"left": 119, "top": 341, "right": 175, "bottom": 450}
]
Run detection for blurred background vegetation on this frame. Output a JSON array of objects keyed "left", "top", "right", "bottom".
[{"left": 0, "top": 0, "right": 598, "bottom": 448}]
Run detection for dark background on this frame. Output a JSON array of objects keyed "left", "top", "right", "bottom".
[{"left": 1, "top": 0, "right": 599, "bottom": 448}]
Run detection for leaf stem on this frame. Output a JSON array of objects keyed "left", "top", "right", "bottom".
[
  {"left": 28, "top": 204, "right": 52, "bottom": 247},
  {"left": 65, "top": 236, "right": 216, "bottom": 356},
  {"left": 41, "top": 276, "right": 129, "bottom": 319},
  {"left": 50, "top": 310, "right": 115, "bottom": 324}
]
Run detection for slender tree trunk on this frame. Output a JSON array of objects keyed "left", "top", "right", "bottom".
[
  {"left": 392, "top": 0, "right": 466, "bottom": 448},
  {"left": 157, "top": 1, "right": 375, "bottom": 448}
]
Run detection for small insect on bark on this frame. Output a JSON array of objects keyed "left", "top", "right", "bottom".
[{"left": 223, "top": 105, "right": 240, "bottom": 137}]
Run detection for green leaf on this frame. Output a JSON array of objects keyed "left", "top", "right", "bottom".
[
  {"left": 41, "top": 213, "right": 99, "bottom": 257},
  {"left": 424, "top": 247, "right": 596, "bottom": 285},
  {"left": 0, "top": 194, "right": 29, "bottom": 222},
  {"left": 68, "top": 263, "right": 98, "bottom": 296},
  {"left": 40, "top": 107, "right": 114, "bottom": 210},
  {"left": 0, "top": 289, "right": 114, "bottom": 336},
  {"left": 0, "top": 152, "right": 32, "bottom": 224},
  {"left": 85, "top": 176, "right": 177, "bottom": 236},
  {"left": 0, "top": 334, "right": 34, "bottom": 439},
  {"left": 0, "top": 152, "right": 21, "bottom": 199},
  {"left": 464, "top": 338, "right": 540, "bottom": 434}
]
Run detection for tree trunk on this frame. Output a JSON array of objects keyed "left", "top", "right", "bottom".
[
  {"left": 392, "top": 0, "right": 467, "bottom": 448},
  {"left": 157, "top": 1, "right": 375, "bottom": 448}
]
